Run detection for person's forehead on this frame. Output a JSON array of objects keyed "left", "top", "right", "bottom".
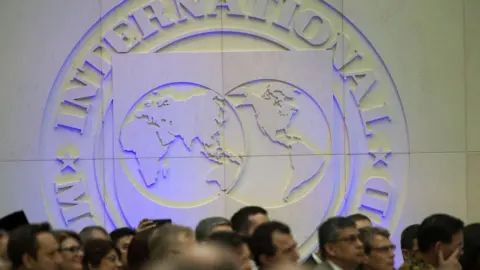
[
  {"left": 213, "top": 225, "right": 232, "bottom": 232},
  {"left": 355, "top": 219, "right": 372, "bottom": 229},
  {"left": 177, "top": 232, "right": 195, "bottom": 244},
  {"left": 118, "top": 235, "right": 134, "bottom": 243},
  {"left": 91, "top": 229, "right": 109, "bottom": 239},
  {"left": 249, "top": 213, "right": 269, "bottom": 224},
  {"left": 372, "top": 235, "right": 390, "bottom": 245},
  {"left": 61, "top": 237, "right": 79, "bottom": 246},
  {"left": 37, "top": 232, "right": 58, "bottom": 248},
  {"left": 337, "top": 227, "right": 358, "bottom": 236},
  {"left": 272, "top": 231, "right": 295, "bottom": 247}
]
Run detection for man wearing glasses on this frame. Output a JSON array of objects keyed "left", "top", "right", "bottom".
[
  {"left": 358, "top": 227, "right": 395, "bottom": 270},
  {"left": 315, "top": 217, "right": 365, "bottom": 270}
]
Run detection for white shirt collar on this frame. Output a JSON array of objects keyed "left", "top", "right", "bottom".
[
  {"left": 311, "top": 253, "right": 322, "bottom": 264},
  {"left": 327, "top": 260, "right": 344, "bottom": 270},
  {"left": 250, "top": 260, "right": 258, "bottom": 270}
]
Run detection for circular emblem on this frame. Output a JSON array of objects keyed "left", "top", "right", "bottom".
[{"left": 41, "top": 0, "right": 409, "bottom": 257}]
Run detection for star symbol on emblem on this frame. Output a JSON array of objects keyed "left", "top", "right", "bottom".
[
  {"left": 369, "top": 147, "right": 391, "bottom": 167},
  {"left": 57, "top": 152, "right": 79, "bottom": 173}
]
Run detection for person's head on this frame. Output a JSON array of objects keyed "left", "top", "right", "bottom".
[
  {"left": 318, "top": 217, "right": 364, "bottom": 267},
  {"left": 149, "top": 224, "right": 196, "bottom": 261},
  {"left": 195, "top": 217, "right": 232, "bottom": 243},
  {"left": 7, "top": 223, "right": 62, "bottom": 270},
  {"left": 83, "top": 239, "right": 121, "bottom": 270},
  {"left": 79, "top": 226, "right": 110, "bottom": 244},
  {"left": 348, "top": 214, "right": 372, "bottom": 229},
  {"left": 53, "top": 230, "right": 83, "bottom": 270},
  {"left": 400, "top": 224, "right": 419, "bottom": 263},
  {"left": 109, "top": 228, "right": 135, "bottom": 267},
  {"left": 460, "top": 223, "right": 480, "bottom": 270},
  {"left": 358, "top": 227, "right": 395, "bottom": 270},
  {"left": 126, "top": 227, "right": 155, "bottom": 270},
  {"left": 143, "top": 244, "right": 240, "bottom": 270},
  {"left": 208, "top": 231, "right": 251, "bottom": 270},
  {"left": 417, "top": 214, "right": 464, "bottom": 266},
  {"left": 231, "top": 206, "right": 269, "bottom": 236},
  {"left": 0, "top": 231, "right": 8, "bottom": 260},
  {"left": 248, "top": 221, "right": 299, "bottom": 268}
]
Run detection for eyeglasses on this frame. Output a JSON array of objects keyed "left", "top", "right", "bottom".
[
  {"left": 371, "top": 245, "right": 396, "bottom": 253},
  {"left": 59, "top": 246, "right": 82, "bottom": 253}
]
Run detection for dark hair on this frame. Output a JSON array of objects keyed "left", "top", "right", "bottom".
[
  {"left": 348, "top": 214, "right": 371, "bottom": 223},
  {"left": 79, "top": 226, "right": 109, "bottom": 244},
  {"left": 417, "top": 214, "right": 464, "bottom": 253},
  {"left": 400, "top": 224, "right": 419, "bottom": 250},
  {"left": 358, "top": 227, "right": 390, "bottom": 255},
  {"left": 231, "top": 206, "right": 268, "bottom": 235},
  {"left": 195, "top": 217, "right": 232, "bottom": 242},
  {"left": 127, "top": 227, "right": 156, "bottom": 270},
  {"left": 318, "top": 217, "right": 357, "bottom": 260},
  {"left": 84, "top": 239, "right": 119, "bottom": 268},
  {"left": 460, "top": 223, "right": 480, "bottom": 270},
  {"left": 248, "top": 221, "right": 290, "bottom": 267},
  {"left": 208, "top": 231, "right": 246, "bottom": 250},
  {"left": 53, "top": 230, "right": 82, "bottom": 246},
  {"left": 110, "top": 227, "right": 136, "bottom": 245},
  {"left": 7, "top": 223, "right": 53, "bottom": 270}
]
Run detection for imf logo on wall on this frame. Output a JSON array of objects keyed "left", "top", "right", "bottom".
[{"left": 40, "top": 0, "right": 409, "bottom": 256}]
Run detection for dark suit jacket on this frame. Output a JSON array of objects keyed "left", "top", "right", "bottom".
[{"left": 302, "top": 255, "right": 320, "bottom": 269}]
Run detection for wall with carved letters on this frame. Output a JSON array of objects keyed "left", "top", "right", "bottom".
[{"left": 0, "top": 0, "right": 478, "bottom": 266}]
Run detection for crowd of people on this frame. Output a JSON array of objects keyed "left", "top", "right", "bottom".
[{"left": 0, "top": 206, "right": 477, "bottom": 270}]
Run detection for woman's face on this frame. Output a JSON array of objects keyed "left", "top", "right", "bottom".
[
  {"left": 59, "top": 237, "right": 84, "bottom": 270},
  {"left": 98, "top": 250, "right": 122, "bottom": 270}
]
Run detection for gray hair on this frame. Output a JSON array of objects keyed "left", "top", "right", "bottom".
[
  {"left": 79, "top": 226, "right": 109, "bottom": 243},
  {"left": 318, "top": 217, "right": 357, "bottom": 260},
  {"left": 358, "top": 227, "right": 391, "bottom": 255},
  {"left": 149, "top": 224, "right": 194, "bottom": 260},
  {"left": 195, "top": 217, "right": 231, "bottom": 242},
  {"left": 143, "top": 244, "right": 239, "bottom": 270}
]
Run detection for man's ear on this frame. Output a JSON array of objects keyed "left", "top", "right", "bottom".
[
  {"left": 22, "top": 253, "right": 35, "bottom": 269},
  {"left": 401, "top": 249, "right": 409, "bottom": 261},
  {"left": 324, "top": 243, "right": 336, "bottom": 258},
  {"left": 434, "top": 241, "right": 442, "bottom": 255}
]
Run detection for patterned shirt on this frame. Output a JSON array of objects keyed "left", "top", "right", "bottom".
[{"left": 398, "top": 258, "right": 435, "bottom": 270}]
